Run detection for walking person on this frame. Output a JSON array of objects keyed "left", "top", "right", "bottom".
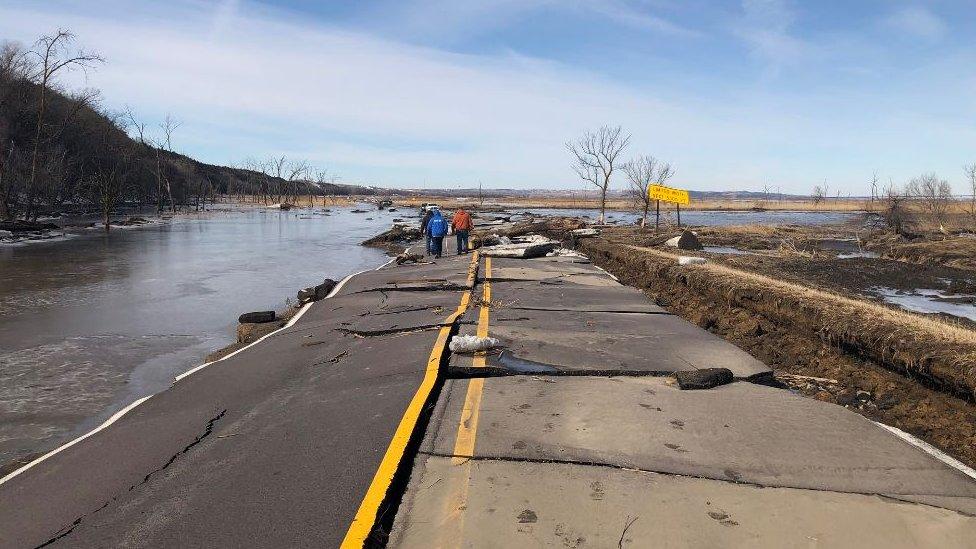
[
  {"left": 420, "top": 207, "right": 435, "bottom": 256},
  {"left": 426, "top": 209, "right": 448, "bottom": 258},
  {"left": 451, "top": 207, "right": 473, "bottom": 254}
]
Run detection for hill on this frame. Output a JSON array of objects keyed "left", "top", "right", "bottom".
[{"left": 0, "top": 36, "right": 373, "bottom": 225}]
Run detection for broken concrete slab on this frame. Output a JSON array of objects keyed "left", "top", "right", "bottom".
[
  {"left": 421, "top": 376, "right": 976, "bottom": 512},
  {"left": 480, "top": 242, "right": 559, "bottom": 259},
  {"left": 390, "top": 456, "right": 976, "bottom": 548},
  {"left": 451, "top": 308, "right": 771, "bottom": 378},
  {"left": 488, "top": 281, "right": 666, "bottom": 313}
]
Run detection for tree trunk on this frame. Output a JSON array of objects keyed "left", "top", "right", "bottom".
[
  {"left": 27, "top": 86, "right": 48, "bottom": 221},
  {"left": 599, "top": 186, "right": 607, "bottom": 224}
]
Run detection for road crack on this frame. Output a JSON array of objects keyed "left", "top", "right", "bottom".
[{"left": 34, "top": 409, "right": 227, "bottom": 548}]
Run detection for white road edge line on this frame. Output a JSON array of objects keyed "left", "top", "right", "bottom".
[
  {"left": 873, "top": 421, "right": 976, "bottom": 481},
  {"left": 0, "top": 396, "right": 152, "bottom": 485},
  {"left": 0, "top": 256, "right": 400, "bottom": 487},
  {"left": 593, "top": 264, "right": 620, "bottom": 282}
]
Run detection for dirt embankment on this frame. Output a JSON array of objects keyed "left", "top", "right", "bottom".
[
  {"left": 577, "top": 237, "right": 976, "bottom": 467},
  {"left": 361, "top": 224, "right": 421, "bottom": 255}
]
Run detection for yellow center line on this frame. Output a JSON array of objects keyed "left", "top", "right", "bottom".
[
  {"left": 438, "top": 257, "right": 491, "bottom": 548},
  {"left": 340, "top": 251, "right": 479, "bottom": 549},
  {"left": 453, "top": 256, "right": 490, "bottom": 462}
]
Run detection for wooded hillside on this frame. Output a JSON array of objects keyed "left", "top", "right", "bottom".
[{"left": 0, "top": 31, "right": 372, "bottom": 225}]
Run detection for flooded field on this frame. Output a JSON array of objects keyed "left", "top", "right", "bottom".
[{"left": 0, "top": 207, "right": 397, "bottom": 470}]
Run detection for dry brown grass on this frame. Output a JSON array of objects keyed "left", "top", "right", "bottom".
[
  {"left": 615, "top": 242, "right": 976, "bottom": 399},
  {"left": 395, "top": 195, "right": 872, "bottom": 212}
]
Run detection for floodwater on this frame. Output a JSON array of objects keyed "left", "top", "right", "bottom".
[
  {"left": 0, "top": 207, "right": 398, "bottom": 469},
  {"left": 521, "top": 208, "right": 860, "bottom": 226},
  {"left": 871, "top": 287, "right": 976, "bottom": 322}
]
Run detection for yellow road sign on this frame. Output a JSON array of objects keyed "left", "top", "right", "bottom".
[{"left": 649, "top": 184, "right": 690, "bottom": 205}]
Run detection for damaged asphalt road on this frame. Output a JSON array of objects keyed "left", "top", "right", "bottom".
[
  {"left": 0, "top": 240, "right": 477, "bottom": 548},
  {"left": 389, "top": 249, "right": 976, "bottom": 548},
  {"left": 3, "top": 234, "right": 976, "bottom": 548}
]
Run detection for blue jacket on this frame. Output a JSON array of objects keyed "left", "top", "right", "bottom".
[{"left": 426, "top": 212, "right": 448, "bottom": 237}]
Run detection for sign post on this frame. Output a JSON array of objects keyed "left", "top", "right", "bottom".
[{"left": 648, "top": 184, "right": 690, "bottom": 229}]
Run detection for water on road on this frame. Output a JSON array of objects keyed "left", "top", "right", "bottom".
[{"left": 0, "top": 206, "right": 401, "bottom": 469}]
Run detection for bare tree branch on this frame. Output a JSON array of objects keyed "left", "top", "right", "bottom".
[{"left": 566, "top": 125, "right": 630, "bottom": 223}]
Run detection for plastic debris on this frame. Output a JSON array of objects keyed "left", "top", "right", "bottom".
[{"left": 678, "top": 256, "right": 706, "bottom": 265}]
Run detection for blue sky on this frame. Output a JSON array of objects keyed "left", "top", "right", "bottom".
[{"left": 1, "top": 0, "right": 974, "bottom": 193}]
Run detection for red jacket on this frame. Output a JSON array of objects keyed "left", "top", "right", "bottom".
[{"left": 451, "top": 210, "right": 473, "bottom": 231}]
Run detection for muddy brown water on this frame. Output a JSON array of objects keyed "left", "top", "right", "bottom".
[{"left": 0, "top": 207, "right": 397, "bottom": 471}]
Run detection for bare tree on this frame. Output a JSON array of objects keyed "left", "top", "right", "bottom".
[
  {"left": 811, "top": 185, "right": 826, "bottom": 205},
  {"left": 25, "top": 29, "right": 103, "bottom": 220},
  {"left": 566, "top": 125, "right": 630, "bottom": 223},
  {"left": 157, "top": 114, "right": 180, "bottom": 212},
  {"left": 881, "top": 181, "right": 909, "bottom": 235},
  {"left": 121, "top": 105, "right": 178, "bottom": 212},
  {"left": 625, "top": 155, "right": 674, "bottom": 227},
  {"left": 85, "top": 112, "right": 133, "bottom": 231},
  {"left": 906, "top": 172, "right": 952, "bottom": 223},
  {"left": 870, "top": 172, "right": 879, "bottom": 205},
  {"left": 965, "top": 163, "right": 976, "bottom": 224}
]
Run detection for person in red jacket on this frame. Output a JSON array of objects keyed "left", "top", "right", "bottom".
[{"left": 451, "top": 208, "right": 474, "bottom": 254}]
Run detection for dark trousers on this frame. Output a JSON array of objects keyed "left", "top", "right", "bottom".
[
  {"left": 455, "top": 230, "right": 469, "bottom": 253},
  {"left": 425, "top": 234, "right": 432, "bottom": 255},
  {"left": 430, "top": 236, "right": 444, "bottom": 257}
]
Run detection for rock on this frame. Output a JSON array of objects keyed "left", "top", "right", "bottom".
[
  {"left": 297, "top": 279, "right": 338, "bottom": 304},
  {"left": 674, "top": 368, "right": 734, "bottom": 390},
  {"left": 238, "top": 311, "right": 276, "bottom": 323},
  {"left": 665, "top": 229, "right": 703, "bottom": 250},
  {"left": 678, "top": 256, "right": 706, "bottom": 265}
]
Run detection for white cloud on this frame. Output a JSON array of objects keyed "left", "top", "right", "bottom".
[
  {"left": 882, "top": 6, "right": 947, "bottom": 41},
  {"left": 735, "top": 0, "right": 807, "bottom": 70},
  {"left": 0, "top": 0, "right": 973, "bottom": 193}
]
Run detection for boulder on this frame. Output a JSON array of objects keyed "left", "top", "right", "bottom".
[
  {"left": 665, "top": 229, "right": 703, "bottom": 250},
  {"left": 238, "top": 311, "right": 276, "bottom": 323},
  {"left": 297, "top": 279, "right": 338, "bottom": 304}
]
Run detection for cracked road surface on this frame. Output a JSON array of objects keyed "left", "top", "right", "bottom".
[
  {"left": 389, "top": 253, "right": 976, "bottom": 548},
  {"left": 3, "top": 237, "right": 976, "bottom": 548}
]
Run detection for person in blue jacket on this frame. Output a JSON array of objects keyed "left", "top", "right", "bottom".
[{"left": 425, "top": 210, "right": 448, "bottom": 258}]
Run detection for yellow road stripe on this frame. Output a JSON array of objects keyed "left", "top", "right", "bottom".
[
  {"left": 472, "top": 257, "right": 491, "bottom": 369},
  {"left": 340, "top": 251, "right": 479, "bottom": 548},
  {"left": 439, "top": 257, "right": 491, "bottom": 547},
  {"left": 455, "top": 257, "right": 491, "bottom": 461}
]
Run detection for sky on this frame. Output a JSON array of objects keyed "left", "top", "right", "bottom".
[{"left": 1, "top": 0, "right": 974, "bottom": 194}]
